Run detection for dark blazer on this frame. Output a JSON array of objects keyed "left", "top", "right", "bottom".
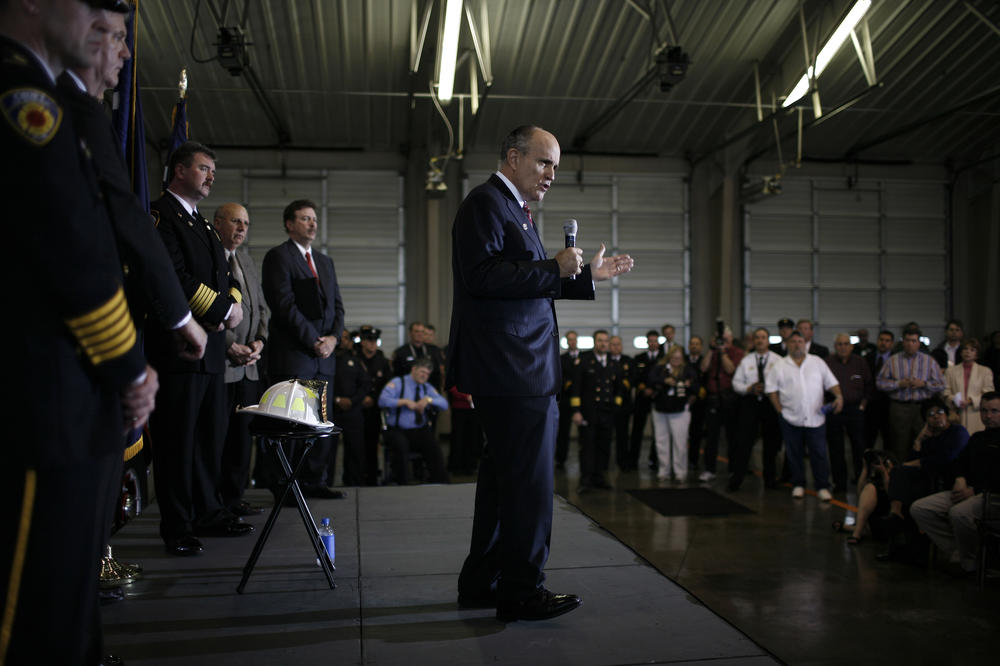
[
  {"left": 224, "top": 246, "right": 269, "bottom": 383},
  {"left": 808, "top": 342, "right": 830, "bottom": 359},
  {"left": 447, "top": 174, "right": 595, "bottom": 397},
  {"left": 147, "top": 192, "right": 236, "bottom": 374},
  {"left": 56, "top": 73, "right": 189, "bottom": 330},
  {"left": 262, "top": 239, "right": 344, "bottom": 379}
]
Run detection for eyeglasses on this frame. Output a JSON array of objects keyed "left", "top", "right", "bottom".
[{"left": 927, "top": 409, "right": 947, "bottom": 417}]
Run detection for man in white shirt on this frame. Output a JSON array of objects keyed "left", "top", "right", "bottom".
[
  {"left": 728, "top": 328, "right": 783, "bottom": 491},
  {"left": 766, "top": 330, "right": 844, "bottom": 500}
]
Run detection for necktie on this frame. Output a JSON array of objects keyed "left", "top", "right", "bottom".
[
  {"left": 876, "top": 355, "right": 884, "bottom": 373},
  {"left": 414, "top": 382, "right": 425, "bottom": 426},
  {"left": 757, "top": 355, "right": 766, "bottom": 385},
  {"left": 305, "top": 251, "right": 318, "bottom": 279},
  {"left": 229, "top": 253, "right": 245, "bottom": 289},
  {"left": 523, "top": 204, "right": 534, "bottom": 226}
]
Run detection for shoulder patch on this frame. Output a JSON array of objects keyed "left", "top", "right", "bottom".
[{"left": 2, "top": 87, "right": 62, "bottom": 146}]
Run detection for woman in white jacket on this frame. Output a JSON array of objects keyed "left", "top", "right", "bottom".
[{"left": 943, "top": 339, "right": 995, "bottom": 434}]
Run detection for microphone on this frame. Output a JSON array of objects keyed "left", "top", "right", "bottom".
[{"left": 563, "top": 219, "right": 578, "bottom": 280}]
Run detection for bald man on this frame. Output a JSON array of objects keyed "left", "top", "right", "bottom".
[{"left": 214, "top": 203, "right": 270, "bottom": 516}]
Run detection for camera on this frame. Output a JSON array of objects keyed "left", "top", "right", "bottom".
[
  {"left": 863, "top": 449, "right": 886, "bottom": 469},
  {"left": 712, "top": 318, "right": 726, "bottom": 348}
]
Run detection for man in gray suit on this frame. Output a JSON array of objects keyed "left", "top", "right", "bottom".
[{"left": 214, "top": 203, "right": 270, "bottom": 516}]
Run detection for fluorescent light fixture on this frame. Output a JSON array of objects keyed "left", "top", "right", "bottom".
[
  {"left": 782, "top": 0, "right": 871, "bottom": 107},
  {"left": 437, "top": 0, "right": 463, "bottom": 103}
]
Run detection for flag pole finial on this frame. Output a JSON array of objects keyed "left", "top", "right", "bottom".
[{"left": 178, "top": 68, "right": 188, "bottom": 100}]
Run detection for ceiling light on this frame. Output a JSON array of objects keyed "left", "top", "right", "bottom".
[
  {"left": 436, "top": 0, "right": 463, "bottom": 104},
  {"left": 782, "top": 0, "right": 871, "bottom": 107}
]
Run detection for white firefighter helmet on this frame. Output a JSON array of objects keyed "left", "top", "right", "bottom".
[{"left": 237, "top": 379, "right": 336, "bottom": 430}]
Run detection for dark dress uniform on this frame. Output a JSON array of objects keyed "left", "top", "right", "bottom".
[
  {"left": 555, "top": 349, "right": 581, "bottom": 465},
  {"left": 333, "top": 348, "right": 371, "bottom": 486},
  {"left": 629, "top": 348, "right": 662, "bottom": 468},
  {"left": 611, "top": 353, "right": 634, "bottom": 469},
  {"left": 1, "top": 35, "right": 146, "bottom": 665},
  {"left": 358, "top": 348, "right": 392, "bottom": 485},
  {"left": 571, "top": 351, "right": 626, "bottom": 489},
  {"left": 146, "top": 191, "right": 241, "bottom": 545}
]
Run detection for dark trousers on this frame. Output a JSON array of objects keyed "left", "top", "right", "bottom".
[
  {"left": 728, "top": 395, "right": 781, "bottom": 488},
  {"left": 779, "top": 418, "right": 831, "bottom": 490},
  {"left": 888, "top": 400, "right": 923, "bottom": 461},
  {"left": 383, "top": 426, "right": 449, "bottom": 485},
  {"left": 613, "top": 409, "right": 631, "bottom": 468},
  {"left": 1, "top": 453, "right": 117, "bottom": 665},
  {"left": 459, "top": 395, "right": 557, "bottom": 603},
  {"left": 703, "top": 390, "right": 739, "bottom": 473},
  {"left": 334, "top": 408, "right": 365, "bottom": 486},
  {"left": 864, "top": 394, "right": 891, "bottom": 450},
  {"left": 449, "top": 407, "right": 484, "bottom": 473},
  {"left": 220, "top": 376, "right": 259, "bottom": 509},
  {"left": 629, "top": 394, "right": 653, "bottom": 466},
  {"left": 578, "top": 408, "right": 614, "bottom": 485},
  {"left": 826, "top": 403, "right": 866, "bottom": 490},
  {"left": 888, "top": 465, "right": 935, "bottom": 513},
  {"left": 555, "top": 396, "right": 573, "bottom": 464},
  {"left": 150, "top": 372, "right": 227, "bottom": 539},
  {"left": 687, "top": 399, "right": 706, "bottom": 471},
  {"left": 361, "top": 405, "right": 382, "bottom": 485}
]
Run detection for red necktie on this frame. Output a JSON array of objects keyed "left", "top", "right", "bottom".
[
  {"left": 305, "top": 251, "right": 318, "bottom": 279},
  {"left": 523, "top": 204, "right": 534, "bottom": 226}
]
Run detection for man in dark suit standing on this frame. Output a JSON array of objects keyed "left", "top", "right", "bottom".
[
  {"left": 449, "top": 125, "right": 633, "bottom": 621},
  {"left": 797, "top": 318, "right": 829, "bottom": 359},
  {"left": 148, "top": 142, "right": 251, "bottom": 556},
  {"left": 555, "top": 330, "right": 581, "bottom": 469},
  {"left": 262, "top": 199, "right": 346, "bottom": 499}
]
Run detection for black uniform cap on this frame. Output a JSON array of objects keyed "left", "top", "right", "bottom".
[{"left": 84, "top": 0, "right": 131, "bottom": 13}]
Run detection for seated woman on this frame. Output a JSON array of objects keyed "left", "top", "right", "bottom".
[{"left": 836, "top": 448, "right": 896, "bottom": 545}]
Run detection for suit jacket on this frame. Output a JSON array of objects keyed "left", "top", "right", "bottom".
[
  {"left": 224, "top": 246, "right": 269, "bottom": 383},
  {"left": 262, "top": 239, "right": 344, "bottom": 379},
  {"left": 3, "top": 35, "right": 145, "bottom": 464},
  {"left": 147, "top": 192, "right": 237, "bottom": 374},
  {"left": 447, "top": 174, "right": 595, "bottom": 397},
  {"left": 808, "top": 342, "right": 829, "bottom": 359},
  {"left": 943, "top": 362, "right": 996, "bottom": 434},
  {"left": 56, "top": 73, "right": 189, "bottom": 330}
]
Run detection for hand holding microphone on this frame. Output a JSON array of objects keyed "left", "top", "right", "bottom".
[
  {"left": 555, "top": 218, "right": 583, "bottom": 278},
  {"left": 563, "top": 219, "right": 578, "bottom": 280}
]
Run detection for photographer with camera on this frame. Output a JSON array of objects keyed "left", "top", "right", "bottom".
[
  {"left": 836, "top": 449, "right": 897, "bottom": 545},
  {"left": 697, "top": 321, "right": 744, "bottom": 481}
]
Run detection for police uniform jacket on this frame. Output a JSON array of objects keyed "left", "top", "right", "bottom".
[
  {"left": 2, "top": 36, "right": 145, "bottom": 464},
  {"left": 55, "top": 73, "right": 189, "bottom": 331},
  {"left": 611, "top": 354, "right": 634, "bottom": 413},
  {"left": 570, "top": 351, "right": 626, "bottom": 420},
  {"left": 146, "top": 192, "right": 238, "bottom": 375},
  {"left": 632, "top": 348, "right": 663, "bottom": 397},
  {"left": 359, "top": 349, "right": 392, "bottom": 402},
  {"left": 334, "top": 348, "right": 371, "bottom": 415}
]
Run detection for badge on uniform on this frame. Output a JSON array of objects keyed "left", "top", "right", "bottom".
[
  {"left": 2, "top": 87, "right": 62, "bottom": 146},
  {"left": 522, "top": 223, "right": 528, "bottom": 231},
  {"left": 347, "top": 360, "right": 354, "bottom": 367}
]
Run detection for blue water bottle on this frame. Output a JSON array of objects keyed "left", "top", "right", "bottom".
[{"left": 318, "top": 517, "right": 335, "bottom": 564}]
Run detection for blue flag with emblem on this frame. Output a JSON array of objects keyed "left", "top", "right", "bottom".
[
  {"left": 111, "top": 3, "right": 149, "bottom": 213},
  {"left": 163, "top": 92, "right": 188, "bottom": 190}
]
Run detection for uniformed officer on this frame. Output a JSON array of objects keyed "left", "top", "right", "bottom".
[
  {"left": 555, "top": 330, "right": 582, "bottom": 468},
  {"left": 571, "top": 330, "right": 626, "bottom": 492},
  {"left": 146, "top": 140, "right": 251, "bottom": 556},
  {"left": 609, "top": 335, "right": 634, "bottom": 471},
  {"left": 334, "top": 341, "right": 371, "bottom": 486},
  {"left": 357, "top": 325, "right": 392, "bottom": 484},
  {"left": 630, "top": 329, "right": 663, "bottom": 469},
  {"left": 1, "top": 1, "right": 157, "bottom": 663}
]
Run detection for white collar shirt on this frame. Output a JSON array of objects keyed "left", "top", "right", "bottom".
[
  {"left": 765, "top": 354, "right": 839, "bottom": 428},
  {"left": 733, "top": 350, "right": 782, "bottom": 395}
]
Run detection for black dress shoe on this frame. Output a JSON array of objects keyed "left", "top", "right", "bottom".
[
  {"left": 101, "top": 655, "right": 124, "bottom": 666},
  {"left": 592, "top": 478, "right": 613, "bottom": 490},
  {"left": 576, "top": 484, "right": 593, "bottom": 495},
  {"left": 457, "top": 589, "right": 497, "bottom": 609},
  {"left": 164, "top": 535, "right": 203, "bottom": 556},
  {"left": 304, "top": 486, "right": 347, "bottom": 500},
  {"left": 230, "top": 500, "right": 265, "bottom": 516},
  {"left": 194, "top": 518, "right": 255, "bottom": 537},
  {"left": 496, "top": 588, "right": 582, "bottom": 621}
]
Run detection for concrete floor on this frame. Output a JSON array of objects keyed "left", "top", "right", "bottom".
[{"left": 103, "top": 435, "right": 999, "bottom": 665}]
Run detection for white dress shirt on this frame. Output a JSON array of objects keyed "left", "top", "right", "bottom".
[
  {"left": 766, "top": 354, "right": 839, "bottom": 428},
  {"left": 733, "top": 350, "right": 782, "bottom": 396}
]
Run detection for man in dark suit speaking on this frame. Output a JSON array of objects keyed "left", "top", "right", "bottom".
[{"left": 449, "top": 125, "right": 634, "bottom": 621}]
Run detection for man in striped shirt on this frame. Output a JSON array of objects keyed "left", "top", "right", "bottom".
[{"left": 876, "top": 326, "right": 945, "bottom": 460}]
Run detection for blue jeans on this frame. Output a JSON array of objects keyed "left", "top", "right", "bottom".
[{"left": 779, "top": 418, "right": 831, "bottom": 490}]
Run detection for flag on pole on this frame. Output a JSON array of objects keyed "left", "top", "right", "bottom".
[
  {"left": 111, "top": 0, "right": 150, "bottom": 212},
  {"left": 163, "top": 69, "right": 189, "bottom": 190}
]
